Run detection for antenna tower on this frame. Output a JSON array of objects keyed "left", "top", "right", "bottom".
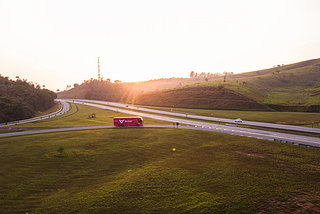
[{"left": 98, "top": 57, "right": 101, "bottom": 80}]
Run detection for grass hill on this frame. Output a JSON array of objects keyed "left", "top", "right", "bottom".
[
  {"left": 199, "top": 58, "right": 320, "bottom": 111},
  {"left": 57, "top": 58, "right": 320, "bottom": 112}
]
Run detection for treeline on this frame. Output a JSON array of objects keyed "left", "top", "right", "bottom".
[
  {"left": 190, "top": 71, "right": 234, "bottom": 79},
  {"left": 0, "top": 75, "right": 57, "bottom": 123},
  {"left": 82, "top": 79, "right": 136, "bottom": 103}
]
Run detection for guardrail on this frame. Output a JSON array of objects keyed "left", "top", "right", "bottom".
[
  {"left": 274, "top": 139, "right": 320, "bottom": 149},
  {"left": 226, "top": 123, "right": 238, "bottom": 127}
]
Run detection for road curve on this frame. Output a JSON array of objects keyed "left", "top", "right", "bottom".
[{"left": 0, "top": 100, "right": 70, "bottom": 128}]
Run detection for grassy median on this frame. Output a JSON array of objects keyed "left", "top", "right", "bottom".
[{"left": 9, "top": 103, "right": 171, "bottom": 129}]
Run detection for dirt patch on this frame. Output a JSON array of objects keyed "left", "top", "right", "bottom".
[
  {"left": 235, "top": 151, "right": 266, "bottom": 158},
  {"left": 259, "top": 194, "right": 320, "bottom": 213},
  {"left": 304, "top": 164, "right": 320, "bottom": 170}
]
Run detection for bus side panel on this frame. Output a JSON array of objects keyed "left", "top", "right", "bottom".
[{"left": 114, "top": 118, "right": 143, "bottom": 126}]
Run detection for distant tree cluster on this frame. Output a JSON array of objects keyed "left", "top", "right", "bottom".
[
  {"left": 144, "top": 77, "right": 186, "bottom": 83},
  {"left": 273, "top": 64, "right": 285, "bottom": 68},
  {"left": 190, "top": 71, "right": 234, "bottom": 79},
  {"left": 81, "top": 78, "right": 135, "bottom": 102},
  {"left": 0, "top": 75, "right": 57, "bottom": 123}
]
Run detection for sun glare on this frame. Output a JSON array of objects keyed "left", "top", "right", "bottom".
[{"left": 1, "top": 0, "right": 320, "bottom": 91}]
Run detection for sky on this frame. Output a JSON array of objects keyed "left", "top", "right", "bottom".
[{"left": 1, "top": 0, "right": 320, "bottom": 91}]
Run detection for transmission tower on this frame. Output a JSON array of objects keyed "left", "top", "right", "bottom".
[{"left": 98, "top": 57, "right": 101, "bottom": 80}]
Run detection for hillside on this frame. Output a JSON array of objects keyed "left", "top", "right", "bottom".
[
  {"left": 57, "top": 58, "right": 320, "bottom": 112},
  {"left": 0, "top": 75, "right": 57, "bottom": 123},
  {"left": 197, "top": 58, "right": 320, "bottom": 111},
  {"left": 135, "top": 58, "right": 320, "bottom": 111},
  {"left": 135, "top": 86, "right": 272, "bottom": 111},
  {"left": 57, "top": 78, "right": 196, "bottom": 99}
]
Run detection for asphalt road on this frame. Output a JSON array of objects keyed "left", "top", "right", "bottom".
[{"left": 63, "top": 99, "right": 320, "bottom": 148}]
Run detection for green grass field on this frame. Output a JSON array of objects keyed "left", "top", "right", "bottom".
[
  {"left": 1, "top": 128, "right": 320, "bottom": 213},
  {"left": 1, "top": 101, "right": 320, "bottom": 213}
]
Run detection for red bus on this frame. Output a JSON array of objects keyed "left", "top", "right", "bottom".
[{"left": 114, "top": 117, "right": 144, "bottom": 127}]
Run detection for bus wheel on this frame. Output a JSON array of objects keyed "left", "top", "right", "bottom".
[
  {"left": 118, "top": 124, "right": 122, "bottom": 127},
  {"left": 136, "top": 124, "right": 139, "bottom": 126}
]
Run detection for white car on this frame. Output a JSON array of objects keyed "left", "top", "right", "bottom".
[{"left": 235, "top": 118, "right": 242, "bottom": 123}]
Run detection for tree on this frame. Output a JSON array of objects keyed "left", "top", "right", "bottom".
[
  {"left": 57, "top": 146, "right": 64, "bottom": 154},
  {"left": 73, "top": 83, "right": 79, "bottom": 88},
  {"left": 190, "top": 71, "right": 195, "bottom": 78}
]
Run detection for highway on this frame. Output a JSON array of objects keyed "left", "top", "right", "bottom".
[
  {"left": 67, "top": 99, "right": 320, "bottom": 134},
  {"left": 63, "top": 99, "right": 320, "bottom": 148},
  {"left": 1, "top": 98, "right": 320, "bottom": 148}
]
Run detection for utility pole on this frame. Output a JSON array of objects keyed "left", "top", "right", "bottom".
[{"left": 98, "top": 57, "right": 100, "bottom": 80}]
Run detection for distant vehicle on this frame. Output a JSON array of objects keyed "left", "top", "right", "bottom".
[
  {"left": 235, "top": 118, "right": 242, "bottom": 122},
  {"left": 125, "top": 105, "right": 129, "bottom": 107},
  {"left": 114, "top": 117, "right": 144, "bottom": 127}
]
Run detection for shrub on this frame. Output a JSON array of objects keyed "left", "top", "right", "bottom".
[
  {"left": 57, "top": 146, "right": 64, "bottom": 154},
  {"left": 218, "top": 85, "right": 224, "bottom": 90},
  {"left": 88, "top": 113, "right": 96, "bottom": 118}
]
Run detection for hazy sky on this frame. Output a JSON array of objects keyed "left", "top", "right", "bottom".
[{"left": 1, "top": 0, "right": 320, "bottom": 91}]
